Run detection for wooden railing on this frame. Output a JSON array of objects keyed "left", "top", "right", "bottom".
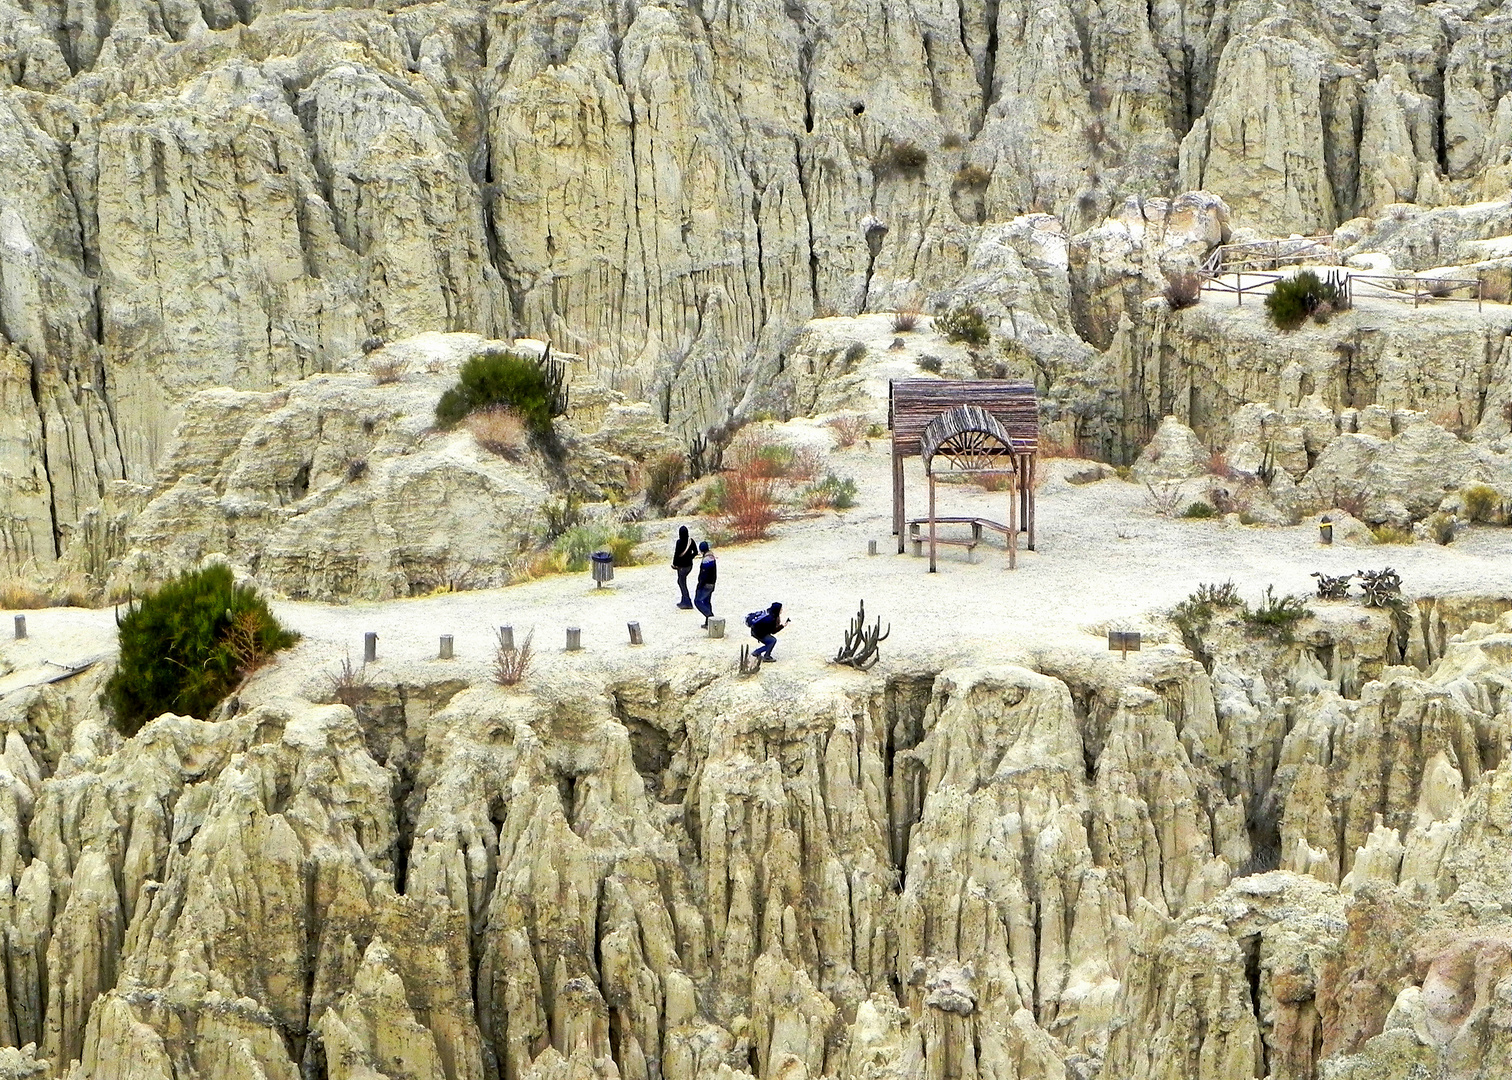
[{"left": 1197, "top": 265, "right": 1490, "bottom": 312}]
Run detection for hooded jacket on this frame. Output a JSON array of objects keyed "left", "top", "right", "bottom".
[{"left": 672, "top": 527, "right": 697, "bottom": 569}]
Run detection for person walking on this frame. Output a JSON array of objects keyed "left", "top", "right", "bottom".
[
  {"left": 694, "top": 541, "right": 717, "bottom": 627},
  {"left": 672, "top": 525, "right": 697, "bottom": 609},
  {"left": 747, "top": 602, "right": 789, "bottom": 662}
]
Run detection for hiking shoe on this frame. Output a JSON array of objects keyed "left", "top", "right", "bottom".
[{"left": 677, "top": 603, "right": 694, "bottom": 609}]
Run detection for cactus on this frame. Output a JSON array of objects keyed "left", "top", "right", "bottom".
[
  {"left": 1311, "top": 571, "right": 1353, "bottom": 600},
  {"left": 1357, "top": 568, "right": 1402, "bottom": 608},
  {"left": 834, "top": 600, "right": 890, "bottom": 670}
]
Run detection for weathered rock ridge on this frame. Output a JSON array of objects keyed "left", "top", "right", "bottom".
[
  {"left": 0, "top": 594, "right": 1510, "bottom": 1079},
  {"left": 9, "top": 0, "right": 1512, "bottom": 570}
]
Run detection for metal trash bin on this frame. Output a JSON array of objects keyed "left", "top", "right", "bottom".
[{"left": 591, "top": 550, "right": 614, "bottom": 587}]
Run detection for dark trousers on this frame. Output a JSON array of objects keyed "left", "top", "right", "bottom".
[
  {"left": 676, "top": 566, "right": 693, "bottom": 606},
  {"left": 694, "top": 585, "right": 715, "bottom": 620},
  {"left": 753, "top": 633, "right": 777, "bottom": 658}
]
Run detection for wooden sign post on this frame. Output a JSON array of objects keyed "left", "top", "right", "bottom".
[{"left": 1108, "top": 630, "right": 1141, "bottom": 662}]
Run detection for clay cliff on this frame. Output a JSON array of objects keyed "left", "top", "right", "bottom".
[
  {"left": 8, "top": 0, "right": 1512, "bottom": 572},
  {"left": 1, "top": 593, "right": 1510, "bottom": 1079}
]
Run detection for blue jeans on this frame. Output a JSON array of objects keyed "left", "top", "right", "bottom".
[
  {"left": 676, "top": 566, "right": 693, "bottom": 606},
  {"left": 694, "top": 585, "right": 714, "bottom": 620},
  {"left": 753, "top": 634, "right": 777, "bottom": 658}
]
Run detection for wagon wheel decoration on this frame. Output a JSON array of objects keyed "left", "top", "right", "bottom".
[{"left": 921, "top": 405, "right": 1016, "bottom": 475}]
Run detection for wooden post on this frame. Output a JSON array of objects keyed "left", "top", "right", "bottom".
[
  {"left": 498, "top": 626, "right": 514, "bottom": 651},
  {"left": 1479, "top": 279, "right": 1484, "bottom": 312},
  {"left": 566, "top": 627, "right": 582, "bottom": 651},
  {"left": 893, "top": 449, "right": 905, "bottom": 552},
  {"left": 438, "top": 635, "right": 454, "bottom": 659},
  {"left": 1008, "top": 470, "right": 1018, "bottom": 570},
  {"left": 363, "top": 632, "right": 377, "bottom": 663},
  {"left": 628, "top": 621, "right": 643, "bottom": 645},
  {"left": 13, "top": 615, "right": 25, "bottom": 640},
  {"left": 1236, "top": 270, "right": 1242, "bottom": 306},
  {"left": 868, "top": 540, "right": 878, "bottom": 556},
  {"left": 928, "top": 471, "right": 937, "bottom": 573},
  {"left": 1027, "top": 456, "right": 1037, "bottom": 550}
]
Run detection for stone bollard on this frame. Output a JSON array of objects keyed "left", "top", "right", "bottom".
[
  {"left": 13, "top": 615, "right": 25, "bottom": 640},
  {"left": 868, "top": 540, "right": 878, "bottom": 556},
  {"left": 628, "top": 622, "right": 643, "bottom": 645},
  {"left": 1320, "top": 516, "right": 1333, "bottom": 545},
  {"left": 438, "top": 635, "right": 454, "bottom": 660},
  {"left": 498, "top": 626, "right": 514, "bottom": 651},
  {"left": 566, "top": 627, "right": 582, "bottom": 651},
  {"left": 364, "top": 632, "right": 378, "bottom": 663},
  {"left": 707, "top": 617, "right": 725, "bottom": 639}
]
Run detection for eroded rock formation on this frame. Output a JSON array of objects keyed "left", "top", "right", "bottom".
[{"left": 0, "top": 592, "right": 1509, "bottom": 1078}]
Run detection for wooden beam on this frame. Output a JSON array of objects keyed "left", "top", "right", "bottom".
[{"left": 893, "top": 449, "right": 905, "bottom": 552}]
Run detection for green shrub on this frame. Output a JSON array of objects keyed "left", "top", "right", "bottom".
[
  {"left": 1264, "top": 271, "right": 1340, "bottom": 332},
  {"left": 876, "top": 141, "right": 929, "bottom": 177},
  {"left": 1181, "top": 502, "right": 1217, "bottom": 519},
  {"left": 435, "top": 348, "right": 567, "bottom": 434},
  {"left": 1462, "top": 483, "right": 1500, "bottom": 522},
  {"left": 935, "top": 304, "right": 990, "bottom": 347},
  {"left": 917, "top": 355, "right": 944, "bottom": 374},
  {"left": 644, "top": 453, "right": 687, "bottom": 512},
  {"left": 1370, "top": 524, "right": 1413, "bottom": 545},
  {"left": 1241, "top": 586, "right": 1311, "bottom": 643},
  {"left": 551, "top": 524, "right": 644, "bottom": 572},
  {"left": 105, "top": 565, "right": 298, "bottom": 735},
  {"left": 802, "top": 473, "right": 858, "bottom": 510},
  {"left": 843, "top": 341, "right": 868, "bottom": 365},
  {"left": 542, "top": 493, "right": 582, "bottom": 539}
]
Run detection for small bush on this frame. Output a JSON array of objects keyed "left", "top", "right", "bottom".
[
  {"left": 542, "top": 493, "right": 582, "bottom": 539},
  {"left": 466, "top": 406, "right": 528, "bottom": 459},
  {"left": 892, "top": 309, "right": 921, "bottom": 333},
  {"left": 435, "top": 348, "right": 567, "bottom": 434},
  {"left": 494, "top": 629, "right": 534, "bottom": 687},
  {"left": 1462, "top": 483, "right": 1500, "bottom": 522},
  {"left": 1143, "top": 481, "right": 1183, "bottom": 517},
  {"left": 105, "top": 565, "right": 298, "bottom": 735},
  {"left": 1241, "top": 587, "right": 1311, "bottom": 643},
  {"left": 371, "top": 355, "right": 408, "bottom": 385},
  {"left": 729, "top": 428, "right": 795, "bottom": 478},
  {"left": 918, "top": 355, "right": 943, "bottom": 374},
  {"left": 1265, "top": 271, "right": 1341, "bottom": 332},
  {"left": 346, "top": 458, "right": 368, "bottom": 482},
  {"left": 327, "top": 652, "right": 372, "bottom": 709},
  {"left": 1171, "top": 581, "right": 1239, "bottom": 654},
  {"left": 876, "top": 141, "right": 929, "bottom": 177},
  {"left": 1370, "top": 524, "right": 1413, "bottom": 545},
  {"left": 1182, "top": 502, "right": 1217, "bottom": 519},
  {"left": 789, "top": 445, "right": 824, "bottom": 481},
  {"left": 843, "top": 341, "right": 868, "bottom": 365},
  {"left": 362, "top": 336, "right": 385, "bottom": 354},
  {"left": 723, "top": 472, "right": 780, "bottom": 541},
  {"left": 935, "top": 304, "right": 990, "bottom": 347},
  {"left": 826, "top": 413, "right": 869, "bottom": 448},
  {"left": 955, "top": 163, "right": 991, "bottom": 188},
  {"left": 801, "top": 473, "right": 858, "bottom": 510},
  {"left": 1, "top": 580, "right": 50, "bottom": 610},
  {"left": 644, "top": 453, "right": 687, "bottom": 511},
  {"left": 866, "top": 422, "right": 886, "bottom": 438},
  {"left": 551, "top": 523, "right": 643, "bottom": 572},
  {"left": 1163, "top": 269, "right": 1203, "bottom": 311}
]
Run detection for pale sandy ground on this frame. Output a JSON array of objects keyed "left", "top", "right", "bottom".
[
  {"left": 5, "top": 432, "right": 1512, "bottom": 702},
  {"left": 5, "top": 306, "right": 1512, "bottom": 701}
]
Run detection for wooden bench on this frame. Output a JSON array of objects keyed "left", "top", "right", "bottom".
[{"left": 907, "top": 518, "right": 996, "bottom": 560}]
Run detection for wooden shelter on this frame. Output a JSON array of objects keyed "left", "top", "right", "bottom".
[{"left": 889, "top": 380, "right": 1039, "bottom": 569}]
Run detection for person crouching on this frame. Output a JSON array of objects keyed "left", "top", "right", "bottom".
[{"left": 748, "top": 603, "right": 788, "bottom": 662}]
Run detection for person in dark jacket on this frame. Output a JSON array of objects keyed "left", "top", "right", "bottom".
[
  {"left": 750, "top": 602, "right": 788, "bottom": 661},
  {"left": 693, "top": 541, "right": 717, "bottom": 626},
  {"left": 672, "top": 525, "right": 697, "bottom": 608}
]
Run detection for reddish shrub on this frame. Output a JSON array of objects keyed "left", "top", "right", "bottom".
[{"left": 723, "top": 471, "right": 780, "bottom": 541}]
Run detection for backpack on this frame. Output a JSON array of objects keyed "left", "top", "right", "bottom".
[{"left": 744, "top": 609, "right": 767, "bottom": 629}]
